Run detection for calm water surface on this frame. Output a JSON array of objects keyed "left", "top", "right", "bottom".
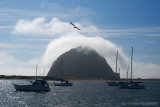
[{"left": 0, "top": 80, "right": 160, "bottom": 107}]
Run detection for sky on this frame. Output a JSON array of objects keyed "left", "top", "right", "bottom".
[{"left": 0, "top": 0, "right": 160, "bottom": 78}]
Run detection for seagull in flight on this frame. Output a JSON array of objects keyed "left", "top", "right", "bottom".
[{"left": 70, "top": 22, "right": 80, "bottom": 30}]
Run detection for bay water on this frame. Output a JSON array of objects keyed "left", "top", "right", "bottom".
[{"left": 0, "top": 80, "right": 160, "bottom": 107}]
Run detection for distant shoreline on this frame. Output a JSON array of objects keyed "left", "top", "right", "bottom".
[{"left": 0, "top": 75, "right": 160, "bottom": 81}]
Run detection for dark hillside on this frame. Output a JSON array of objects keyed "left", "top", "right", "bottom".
[{"left": 47, "top": 46, "right": 119, "bottom": 79}]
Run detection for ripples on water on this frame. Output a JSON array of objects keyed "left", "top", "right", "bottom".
[{"left": 0, "top": 80, "right": 160, "bottom": 107}]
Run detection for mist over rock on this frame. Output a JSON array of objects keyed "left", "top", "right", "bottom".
[{"left": 47, "top": 46, "right": 119, "bottom": 79}]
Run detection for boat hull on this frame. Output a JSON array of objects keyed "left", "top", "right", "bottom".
[
  {"left": 107, "top": 82, "right": 119, "bottom": 86},
  {"left": 120, "top": 84, "right": 145, "bottom": 89},
  {"left": 107, "top": 81, "right": 129, "bottom": 86},
  {"left": 54, "top": 83, "right": 73, "bottom": 86},
  {"left": 14, "top": 84, "right": 50, "bottom": 91}
]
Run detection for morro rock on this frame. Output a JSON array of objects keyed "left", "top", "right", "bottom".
[{"left": 47, "top": 46, "right": 119, "bottom": 79}]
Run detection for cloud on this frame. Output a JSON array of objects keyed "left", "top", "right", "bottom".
[
  {"left": 0, "top": 8, "right": 40, "bottom": 23},
  {"left": 12, "top": 17, "right": 160, "bottom": 38},
  {"left": 0, "top": 51, "right": 48, "bottom": 76},
  {"left": 42, "top": 35, "right": 125, "bottom": 67},
  {"left": 0, "top": 43, "right": 45, "bottom": 49},
  {"left": 145, "top": 41, "right": 157, "bottom": 44},
  {"left": 12, "top": 17, "right": 77, "bottom": 36},
  {"left": 0, "top": 26, "right": 13, "bottom": 29},
  {"left": 0, "top": 51, "right": 33, "bottom": 76},
  {"left": 144, "top": 34, "right": 160, "bottom": 37},
  {"left": 133, "top": 62, "right": 160, "bottom": 79},
  {"left": 12, "top": 17, "right": 101, "bottom": 37}
]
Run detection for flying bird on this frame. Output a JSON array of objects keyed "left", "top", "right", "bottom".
[{"left": 70, "top": 22, "right": 80, "bottom": 30}]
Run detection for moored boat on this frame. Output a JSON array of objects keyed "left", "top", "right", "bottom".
[
  {"left": 107, "top": 81, "right": 119, "bottom": 86},
  {"left": 14, "top": 77, "right": 50, "bottom": 91},
  {"left": 107, "top": 50, "right": 120, "bottom": 86},
  {"left": 13, "top": 64, "right": 50, "bottom": 91},
  {"left": 54, "top": 80, "right": 73, "bottom": 86},
  {"left": 120, "top": 81, "right": 145, "bottom": 89},
  {"left": 120, "top": 47, "right": 145, "bottom": 89},
  {"left": 53, "top": 59, "right": 73, "bottom": 86}
]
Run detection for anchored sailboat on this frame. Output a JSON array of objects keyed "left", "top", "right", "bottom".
[
  {"left": 120, "top": 47, "right": 145, "bottom": 89},
  {"left": 107, "top": 50, "right": 120, "bottom": 86}
]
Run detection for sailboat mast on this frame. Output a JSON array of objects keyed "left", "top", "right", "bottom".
[
  {"left": 35, "top": 64, "right": 38, "bottom": 80},
  {"left": 116, "top": 50, "right": 118, "bottom": 73},
  {"left": 119, "top": 68, "right": 120, "bottom": 78},
  {"left": 127, "top": 64, "right": 129, "bottom": 82},
  {"left": 131, "top": 47, "right": 133, "bottom": 81}
]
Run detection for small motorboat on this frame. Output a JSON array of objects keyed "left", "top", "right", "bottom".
[
  {"left": 13, "top": 64, "right": 50, "bottom": 91},
  {"left": 107, "top": 81, "right": 119, "bottom": 86},
  {"left": 13, "top": 77, "right": 50, "bottom": 91},
  {"left": 54, "top": 80, "right": 73, "bottom": 86}
]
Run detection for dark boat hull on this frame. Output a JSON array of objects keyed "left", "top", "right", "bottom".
[
  {"left": 54, "top": 83, "right": 73, "bottom": 86},
  {"left": 14, "top": 84, "right": 50, "bottom": 91},
  {"left": 107, "top": 82, "right": 119, "bottom": 86},
  {"left": 120, "top": 84, "right": 145, "bottom": 89},
  {"left": 120, "top": 86, "right": 145, "bottom": 89},
  {"left": 107, "top": 81, "right": 129, "bottom": 86}
]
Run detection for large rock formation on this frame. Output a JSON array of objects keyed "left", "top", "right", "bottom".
[{"left": 47, "top": 46, "right": 119, "bottom": 79}]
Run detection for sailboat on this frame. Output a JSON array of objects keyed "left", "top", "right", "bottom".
[
  {"left": 53, "top": 59, "right": 73, "bottom": 86},
  {"left": 120, "top": 47, "right": 145, "bottom": 89},
  {"left": 107, "top": 50, "right": 120, "bottom": 86},
  {"left": 13, "top": 64, "right": 50, "bottom": 91}
]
